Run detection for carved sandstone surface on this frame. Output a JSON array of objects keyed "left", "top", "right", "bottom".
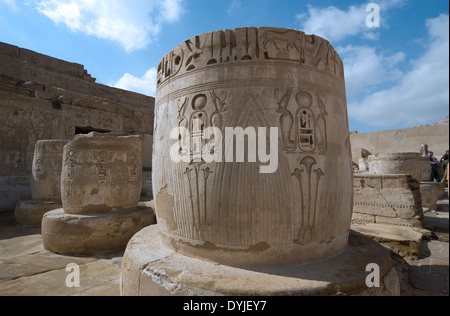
[
  {"left": 30, "top": 140, "right": 68, "bottom": 201},
  {"left": 0, "top": 42, "right": 155, "bottom": 211},
  {"left": 61, "top": 133, "right": 143, "bottom": 214},
  {"left": 420, "top": 181, "right": 445, "bottom": 208},
  {"left": 154, "top": 27, "right": 353, "bottom": 266},
  {"left": 353, "top": 174, "right": 424, "bottom": 228},
  {"left": 367, "top": 153, "right": 430, "bottom": 182}
]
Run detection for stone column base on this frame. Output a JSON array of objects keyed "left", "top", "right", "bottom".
[
  {"left": 15, "top": 200, "right": 62, "bottom": 226},
  {"left": 120, "top": 225, "right": 402, "bottom": 296},
  {"left": 42, "top": 206, "right": 155, "bottom": 255},
  {"left": 420, "top": 182, "right": 445, "bottom": 209},
  {"left": 351, "top": 223, "right": 431, "bottom": 259}
]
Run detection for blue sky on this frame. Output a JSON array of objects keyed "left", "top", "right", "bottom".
[{"left": 0, "top": 0, "right": 448, "bottom": 133}]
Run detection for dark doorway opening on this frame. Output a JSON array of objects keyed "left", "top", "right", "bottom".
[{"left": 75, "top": 126, "right": 111, "bottom": 135}]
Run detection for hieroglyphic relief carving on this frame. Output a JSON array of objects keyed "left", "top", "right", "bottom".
[
  {"left": 304, "top": 35, "right": 344, "bottom": 77},
  {"left": 276, "top": 87, "right": 330, "bottom": 243},
  {"left": 157, "top": 27, "right": 345, "bottom": 87},
  {"left": 0, "top": 109, "right": 31, "bottom": 171},
  {"left": 63, "top": 149, "right": 75, "bottom": 201},
  {"left": 0, "top": 106, "right": 58, "bottom": 173},
  {"left": 176, "top": 91, "right": 228, "bottom": 163},
  {"left": 260, "top": 28, "right": 305, "bottom": 62},
  {"left": 276, "top": 89, "right": 328, "bottom": 154},
  {"left": 185, "top": 164, "right": 213, "bottom": 232},
  {"left": 97, "top": 151, "right": 108, "bottom": 181},
  {"left": 157, "top": 45, "right": 184, "bottom": 85},
  {"left": 175, "top": 91, "right": 228, "bottom": 234},
  {"left": 127, "top": 152, "right": 138, "bottom": 182},
  {"left": 154, "top": 27, "right": 352, "bottom": 265},
  {"left": 292, "top": 156, "right": 325, "bottom": 244},
  {"left": 296, "top": 91, "right": 315, "bottom": 152},
  {"left": 62, "top": 105, "right": 124, "bottom": 135},
  {"left": 276, "top": 88, "right": 295, "bottom": 151},
  {"left": 315, "top": 95, "right": 328, "bottom": 151},
  {"left": 60, "top": 134, "right": 143, "bottom": 215}
]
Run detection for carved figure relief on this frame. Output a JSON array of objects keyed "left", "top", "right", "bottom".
[
  {"left": 156, "top": 27, "right": 345, "bottom": 87},
  {"left": 315, "top": 95, "right": 328, "bottom": 151},
  {"left": 276, "top": 88, "right": 330, "bottom": 244},
  {"left": 175, "top": 91, "right": 228, "bottom": 235},
  {"left": 292, "top": 156, "right": 325, "bottom": 244},
  {"left": 177, "top": 91, "right": 228, "bottom": 163},
  {"left": 0, "top": 109, "right": 31, "bottom": 171},
  {"left": 63, "top": 105, "right": 124, "bottom": 136},
  {"left": 184, "top": 164, "right": 213, "bottom": 232},
  {"left": 276, "top": 89, "right": 328, "bottom": 154},
  {"left": 128, "top": 152, "right": 138, "bottom": 182},
  {"left": 154, "top": 27, "right": 352, "bottom": 265},
  {"left": 63, "top": 149, "right": 75, "bottom": 201},
  {"left": 260, "top": 28, "right": 305, "bottom": 63},
  {"left": 157, "top": 45, "right": 184, "bottom": 85},
  {"left": 97, "top": 151, "right": 108, "bottom": 180}
]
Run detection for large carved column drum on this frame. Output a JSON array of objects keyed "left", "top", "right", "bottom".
[
  {"left": 42, "top": 133, "right": 155, "bottom": 255},
  {"left": 15, "top": 140, "right": 68, "bottom": 226},
  {"left": 153, "top": 27, "right": 353, "bottom": 266},
  {"left": 122, "top": 28, "right": 402, "bottom": 296},
  {"left": 367, "top": 153, "right": 430, "bottom": 182},
  {"left": 30, "top": 140, "right": 68, "bottom": 200},
  {"left": 61, "top": 133, "right": 143, "bottom": 214}
]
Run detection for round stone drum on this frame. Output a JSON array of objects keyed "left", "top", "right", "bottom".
[
  {"left": 61, "top": 133, "right": 142, "bottom": 214},
  {"left": 153, "top": 27, "right": 353, "bottom": 266},
  {"left": 368, "top": 153, "right": 430, "bottom": 181},
  {"left": 31, "top": 140, "right": 69, "bottom": 201}
]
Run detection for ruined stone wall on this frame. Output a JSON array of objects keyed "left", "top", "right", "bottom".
[
  {"left": 350, "top": 125, "right": 449, "bottom": 164},
  {"left": 0, "top": 42, "right": 155, "bottom": 211}
]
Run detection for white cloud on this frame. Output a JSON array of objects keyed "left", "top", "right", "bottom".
[
  {"left": 159, "top": 0, "right": 185, "bottom": 22},
  {"left": 112, "top": 68, "right": 157, "bottom": 97},
  {"left": 348, "top": 14, "right": 449, "bottom": 128},
  {"left": 297, "top": 4, "right": 370, "bottom": 42},
  {"left": 296, "top": 0, "right": 405, "bottom": 43},
  {"left": 338, "top": 45, "right": 405, "bottom": 99},
  {"left": 35, "top": 0, "right": 185, "bottom": 52}
]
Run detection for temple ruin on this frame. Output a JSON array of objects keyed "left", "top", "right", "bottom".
[
  {"left": 121, "top": 27, "right": 402, "bottom": 296},
  {"left": 0, "top": 42, "right": 154, "bottom": 212},
  {"left": 0, "top": 33, "right": 448, "bottom": 296},
  {"left": 42, "top": 133, "right": 155, "bottom": 255}
]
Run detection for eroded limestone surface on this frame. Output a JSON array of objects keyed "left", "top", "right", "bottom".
[
  {"left": 61, "top": 133, "right": 143, "bottom": 214},
  {"left": 153, "top": 27, "right": 353, "bottom": 266},
  {"left": 367, "top": 153, "right": 430, "bottom": 182},
  {"left": 353, "top": 174, "right": 423, "bottom": 228},
  {"left": 42, "top": 133, "right": 154, "bottom": 255},
  {"left": 30, "top": 140, "right": 69, "bottom": 201}
]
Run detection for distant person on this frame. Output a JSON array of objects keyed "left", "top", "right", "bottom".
[
  {"left": 441, "top": 149, "right": 449, "bottom": 184},
  {"left": 428, "top": 151, "right": 441, "bottom": 182}
]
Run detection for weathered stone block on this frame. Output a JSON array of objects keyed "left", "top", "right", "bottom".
[
  {"left": 420, "top": 182, "right": 445, "bottom": 208},
  {"left": 353, "top": 174, "right": 423, "bottom": 227},
  {"left": 61, "top": 133, "right": 143, "bottom": 215},
  {"left": 30, "top": 140, "right": 68, "bottom": 201},
  {"left": 367, "top": 153, "right": 431, "bottom": 182},
  {"left": 42, "top": 207, "right": 155, "bottom": 255},
  {"left": 15, "top": 200, "right": 62, "bottom": 226}
]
